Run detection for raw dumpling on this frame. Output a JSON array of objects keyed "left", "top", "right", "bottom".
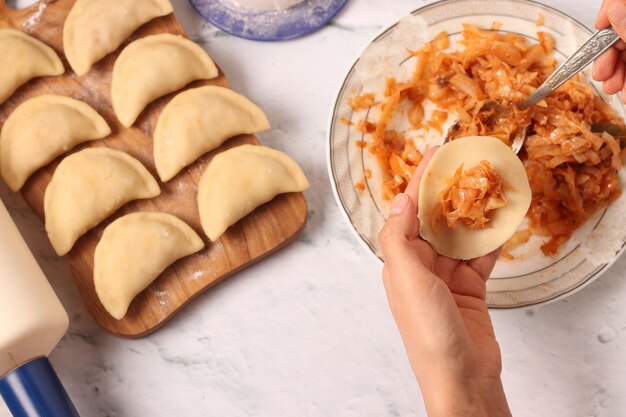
[
  {"left": 45, "top": 148, "right": 161, "bottom": 256},
  {"left": 198, "top": 145, "right": 309, "bottom": 241},
  {"left": 94, "top": 212, "right": 204, "bottom": 320},
  {"left": 154, "top": 86, "right": 270, "bottom": 181},
  {"left": 111, "top": 34, "right": 219, "bottom": 127},
  {"left": 0, "top": 29, "right": 64, "bottom": 104},
  {"left": 418, "top": 136, "right": 532, "bottom": 260},
  {"left": 63, "top": 0, "right": 173, "bottom": 75},
  {"left": 1, "top": 95, "right": 111, "bottom": 191}
]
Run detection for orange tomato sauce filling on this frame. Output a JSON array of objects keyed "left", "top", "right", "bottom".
[
  {"left": 352, "top": 24, "right": 625, "bottom": 256},
  {"left": 432, "top": 161, "right": 509, "bottom": 232}
]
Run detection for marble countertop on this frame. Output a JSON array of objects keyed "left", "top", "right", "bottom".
[{"left": 2, "top": 0, "right": 625, "bottom": 416}]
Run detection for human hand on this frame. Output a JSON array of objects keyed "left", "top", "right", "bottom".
[
  {"left": 378, "top": 147, "right": 512, "bottom": 417},
  {"left": 593, "top": 0, "right": 626, "bottom": 100}
]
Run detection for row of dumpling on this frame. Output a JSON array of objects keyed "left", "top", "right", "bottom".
[{"left": 0, "top": 0, "right": 309, "bottom": 320}]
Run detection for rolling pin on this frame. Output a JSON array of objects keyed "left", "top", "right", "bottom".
[{"left": 0, "top": 199, "right": 80, "bottom": 417}]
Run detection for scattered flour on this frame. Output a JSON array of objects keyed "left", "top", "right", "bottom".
[
  {"left": 176, "top": 181, "right": 189, "bottom": 193},
  {"left": 191, "top": 270, "right": 205, "bottom": 280},
  {"left": 154, "top": 290, "right": 169, "bottom": 307},
  {"left": 21, "top": 2, "right": 46, "bottom": 31}
]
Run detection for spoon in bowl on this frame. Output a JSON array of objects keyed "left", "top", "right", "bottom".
[{"left": 443, "top": 27, "right": 620, "bottom": 153}]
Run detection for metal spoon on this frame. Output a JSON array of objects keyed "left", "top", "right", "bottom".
[{"left": 443, "top": 27, "right": 620, "bottom": 153}]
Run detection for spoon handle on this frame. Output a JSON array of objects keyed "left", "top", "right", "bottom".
[{"left": 522, "top": 27, "right": 620, "bottom": 108}]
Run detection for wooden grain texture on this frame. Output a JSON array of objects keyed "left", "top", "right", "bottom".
[{"left": 0, "top": 0, "right": 308, "bottom": 338}]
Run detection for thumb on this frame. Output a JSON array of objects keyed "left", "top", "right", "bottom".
[
  {"left": 607, "top": 1, "right": 626, "bottom": 41},
  {"left": 378, "top": 193, "right": 420, "bottom": 257}
]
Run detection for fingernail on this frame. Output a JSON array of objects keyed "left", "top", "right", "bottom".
[
  {"left": 390, "top": 193, "right": 409, "bottom": 216},
  {"left": 592, "top": 60, "right": 598, "bottom": 79},
  {"left": 609, "top": 4, "right": 626, "bottom": 29}
]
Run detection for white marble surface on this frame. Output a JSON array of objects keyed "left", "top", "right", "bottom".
[{"left": 2, "top": 0, "right": 625, "bottom": 416}]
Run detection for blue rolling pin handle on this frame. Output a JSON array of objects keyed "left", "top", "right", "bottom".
[{"left": 0, "top": 357, "right": 80, "bottom": 417}]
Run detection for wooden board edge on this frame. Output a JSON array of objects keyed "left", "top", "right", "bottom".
[
  {"left": 1, "top": 0, "right": 311, "bottom": 338},
  {"left": 109, "top": 192, "right": 308, "bottom": 338}
]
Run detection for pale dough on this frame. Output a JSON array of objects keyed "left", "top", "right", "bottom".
[
  {"left": 63, "top": 0, "right": 173, "bottom": 75},
  {"left": 198, "top": 144, "right": 309, "bottom": 241},
  {"left": 111, "top": 34, "right": 219, "bottom": 127},
  {"left": 94, "top": 212, "right": 204, "bottom": 320},
  {"left": 418, "top": 136, "right": 532, "bottom": 260},
  {"left": 0, "top": 29, "right": 64, "bottom": 104},
  {"left": 45, "top": 148, "right": 161, "bottom": 256},
  {"left": 154, "top": 86, "right": 270, "bottom": 182},
  {"left": 1, "top": 95, "right": 111, "bottom": 191}
]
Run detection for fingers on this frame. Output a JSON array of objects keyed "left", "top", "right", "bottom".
[
  {"left": 467, "top": 247, "right": 503, "bottom": 280},
  {"left": 606, "top": 1, "right": 626, "bottom": 39},
  {"left": 379, "top": 194, "right": 420, "bottom": 256},
  {"left": 593, "top": 47, "right": 619, "bottom": 82},
  {"left": 404, "top": 146, "right": 440, "bottom": 205},
  {"left": 596, "top": 0, "right": 611, "bottom": 29},
  {"left": 603, "top": 57, "right": 626, "bottom": 94},
  {"left": 379, "top": 193, "right": 434, "bottom": 291}
]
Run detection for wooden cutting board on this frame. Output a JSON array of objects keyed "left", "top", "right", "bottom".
[{"left": 0, "top": 0, "right": 308, "bottom": 338}]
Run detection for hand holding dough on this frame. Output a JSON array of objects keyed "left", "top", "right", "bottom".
[
  {"left": 0, "top": 29, "right": 64, "bottom": 104},
  {"left": 45, "top": 148, "right": 161, "bottom": 255},
  {"left": 154, "top": 86, "right": 270, "bottom": 182},
  {"left": 112, "top": 34, "right": 219, "bottom": 127},
  {"left": 95, "top": 212, "right": 204, "bottom": 320},
  {"left": 1, "top": 95, "right": 111, "bottom": 191},
  {"left": 198, "top": 145, "right": 309, "bottom": 241},
  {"left": 64, "top": 0, "right": 173, "bottom": 75},
  {"left": 418, "top": 136, "right": 531, "bottom": 260}
]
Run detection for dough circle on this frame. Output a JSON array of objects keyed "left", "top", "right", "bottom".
[{"left": 417, "top": 136, "right": 531, "bottom": 260}]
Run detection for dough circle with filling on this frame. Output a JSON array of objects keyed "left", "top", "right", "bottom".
[{"left": 417, "top": 136, "right": 531, "bottom": 260}]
